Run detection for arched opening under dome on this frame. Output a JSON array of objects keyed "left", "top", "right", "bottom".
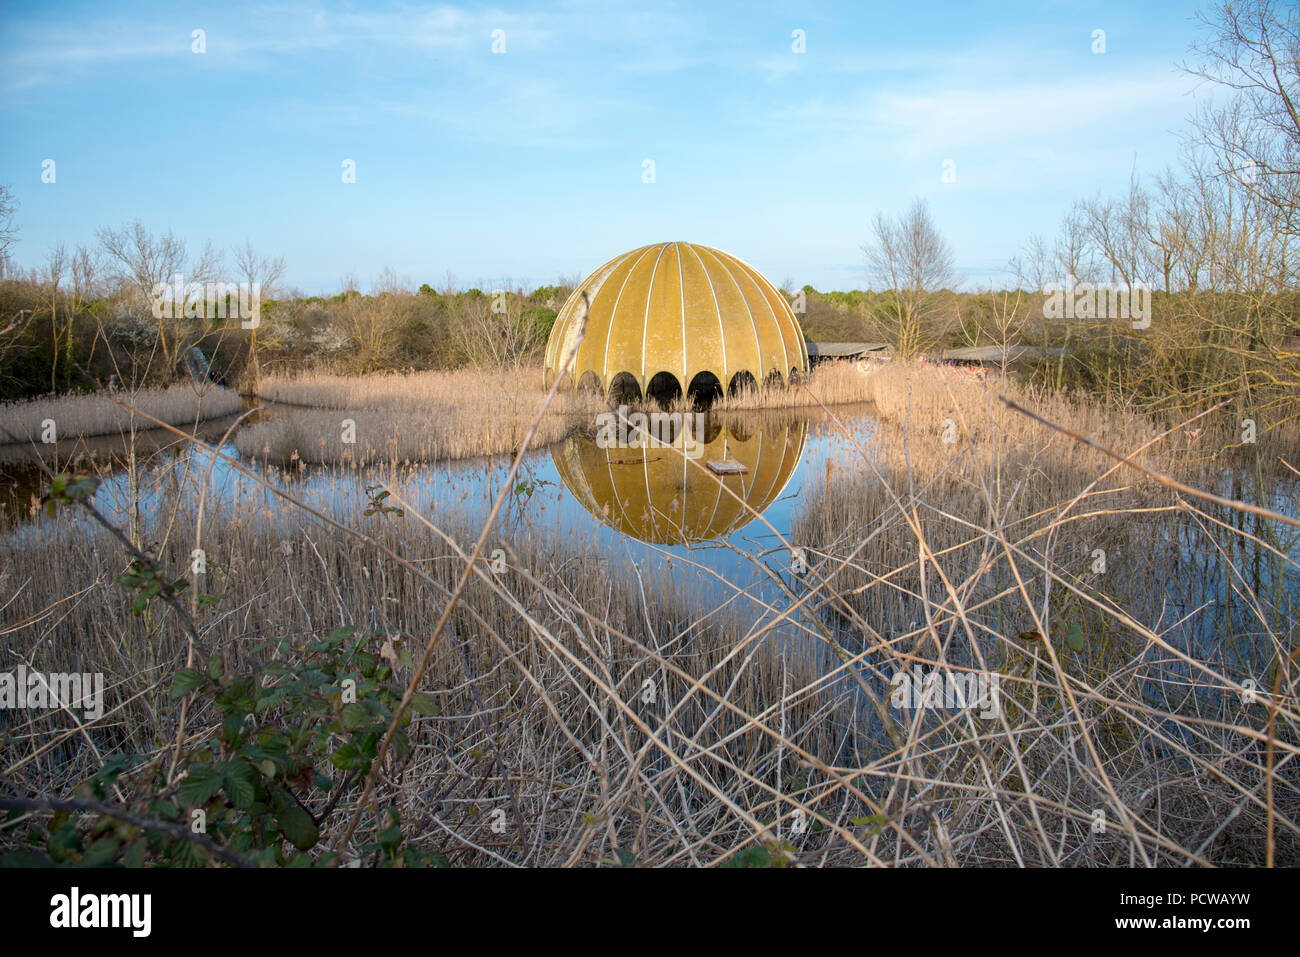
[
  {"left": 645, "top": 371, "right": 682, "bottom": 408},
  {"left": 576, "top": 370, "right": 603, "bottom": 393},
  {"left": 687, "top": 371, "right": 723, "bottom": 409},
  {"left": 763, "top": 369, "right": 786, "bottom": 390},
  {"left": 608, "top": 371, "right": 642, "bottom": 404},
  {"left": 727, "top": 370, "right": 758, "bottom": 397}
]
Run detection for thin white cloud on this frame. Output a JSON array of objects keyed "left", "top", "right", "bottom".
[
  {"left": 774, "top": 65, "right": 1195, "bottom": 162},
  {"left": 0, "top": 2, "right": 550, "bottom": 90}
]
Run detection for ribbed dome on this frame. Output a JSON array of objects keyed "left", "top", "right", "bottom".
[
  {"left": 552, "top": 417, "right": 807, "bottom": 544},
  {"left": 544, "top": 242, "right": 809, "bottom": 401}
]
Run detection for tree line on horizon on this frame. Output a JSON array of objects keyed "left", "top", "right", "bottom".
[{"left": 0, "top": 1, "right": 1294, "bottom": 427}]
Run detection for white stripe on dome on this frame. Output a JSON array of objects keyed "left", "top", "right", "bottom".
[
  {"left": 602, "top": 449, "right": 636, "bottom": 532},
  {"left": 639, "top": 243, "right": 671, "bottom": 385},
  {"left": 675, "top": 243, "right": 686, "bottom": 387},
  {"left": 718, "top": 249, "right": 809, "bottom": 370},
  {"left": 549, "top": 248, "right": 626, "bottom": 375}
]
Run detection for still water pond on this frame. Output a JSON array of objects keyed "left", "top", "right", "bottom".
[
  {"left": 0, "top": 404, "right": 878, "bottom": 636},
  {"left": 4, "top": 400, "right": 1297, "bottom": 670}
]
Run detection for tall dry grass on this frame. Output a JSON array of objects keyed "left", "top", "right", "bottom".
[
  {"left": 241, "top": 367, "right": 607, "bottom": 464},
  {"left": 0, "top": 384, "right": 243, "bottom": 446},
  {"left": 241, "top": 363, "right": 879, "bottom": 464},
  {"left": 715, "top": 361, "right": 877, "bottom": 411},
  {"left": 791, "top": 360, "right": 1298, "bottom": 864},
  {"left": 1, "top": 360, "right": 1295, "bottom": 866}
]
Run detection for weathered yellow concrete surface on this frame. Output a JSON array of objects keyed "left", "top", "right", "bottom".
[{"left": 544, "top": 242, "right": 809, "bottom": 399}]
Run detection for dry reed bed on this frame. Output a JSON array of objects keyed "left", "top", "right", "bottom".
[
  {"left": 715, "top": 361, "right": 877, "bottom": 410},
  {"left": 0, "top": 384, "right": 244, "bottom": 446},
  {"left": 234, "top": 406, "right": 580, "bottom": 465},
  {"left": 792, "top": 360, "right": 1299, "bottom": 864},
  {"left": 243, "top": 368, "right": 606, "bottom": 464},
  {"left": 1, "top": 361, "right": 1296, "bottom": 866},
  {"left": 242, "top": 363, "right": 877, "bottom": 464},
  {"left": 1, "top": 477, "right": 857, "bottom": 866}
]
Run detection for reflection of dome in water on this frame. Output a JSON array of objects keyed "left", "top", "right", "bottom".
[
  {"left": 552, "top": 417, "right": 807, "bottom": 544},
  {"left": 543, "top": 242, "right": 810, "bottom": 403}
]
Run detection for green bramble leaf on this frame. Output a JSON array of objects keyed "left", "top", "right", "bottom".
[
  {"left": 272, "top": 791, "right": 319, "bottom": 852},
  {"left": 178, "top": 767, "right": 224, "bottom": 806},
  {"left": 170, "top": 668, "right": 206, "bottom": 698}
]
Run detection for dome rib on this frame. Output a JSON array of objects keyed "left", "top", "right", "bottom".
[
  {"left": 549, "top": 247, "right": 628, "bottom": 376},
  {"left": 639, "top": 243, "right": 669, "bottom": 385},
  {"left": 599, "top": 245, "right": 657, "bottom": 385},
  {"left": 682, "top": 242, "right": 729, "bottom": 382},
  {"left": 723, "top": 249, "right": 790, "bottom": 379},
  {"left": 675, "top": 243, "right": 687, "bottom": 389}
]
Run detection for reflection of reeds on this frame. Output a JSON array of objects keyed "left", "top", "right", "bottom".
[
  {"left": 0, "top": 384, "right": 243, "bottom": 445},
  {"left": 3, "top": 360, "right": 1297, "bottom": 867}
]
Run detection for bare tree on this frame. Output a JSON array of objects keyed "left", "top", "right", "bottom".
[
  {"left": 1077, "top": 171, "right": 1154, "bottom": 289},
  {"left": 1055, "top": 204, "right": 1098, "bottom": 284},
  {"left": 1018, "top": 233, "right": 1052, "bottom": 293},
  {"left": 1185, "top": 0, "right": 1300, "bottom": 234},
  {"left": 0, "top": 185, "right": 17, "bottom": 267},
  {"left": 862, "top": 199, "right": 956, "bottom": 359},
  {"left": 232, "top": 239, "right": 286, "bottom": 299},
  {"left": 62, "top": 244, "right": 100, "bottom": 389},
  {"left": 97, "top": 220, "right": 222, "bottom": 377},
  {"left": 336, "top": 288, "right": 402, "bottom": 373},
  {"left": 960, "top": 257, "right": 1033, "bottom": 375},
  {"left": 232, "top": 239, "right": 286, "bottom": 385},
  {"left": 44, "top": 243, "right": 67, "bottom": 392},
  {"left": 0, "top": 186, "right": 31, "bottom": 365},
  {"left": 370, "top": 266, "right": 411, "bottom": 296},
  {"left": 449, "top": 285, "right": 543, "bottom": 372}
]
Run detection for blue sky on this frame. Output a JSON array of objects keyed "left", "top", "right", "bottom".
[{"left": 0, "top": 0, "right": 1215, "bottom": 294}]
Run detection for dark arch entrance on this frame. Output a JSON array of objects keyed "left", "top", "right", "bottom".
[
  {"left": 608, "top": 371, "right": 642, "bottom": 404},
  {"left": 645, "top": 371, "right": 682, "bottom": 408},
  {"left": 763, "top": 369, "right": 785, "bottom": 390},
  {"left": 687, "top": 371, "right": 723, "bottom": 409},
  {"left": 727, "top": 370, "right": 758, "bottom": 397},
  {"left": 577, "top": 370, "right": 603, "bottom": 393}
]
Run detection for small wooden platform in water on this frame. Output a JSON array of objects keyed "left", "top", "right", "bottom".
[{"left": 707, "top": 459, "right": 748, "bottom": 475}]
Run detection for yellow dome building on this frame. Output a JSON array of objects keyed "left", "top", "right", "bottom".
[{"left": 544, "top": 242, "right": 809, "bottom": 403}]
